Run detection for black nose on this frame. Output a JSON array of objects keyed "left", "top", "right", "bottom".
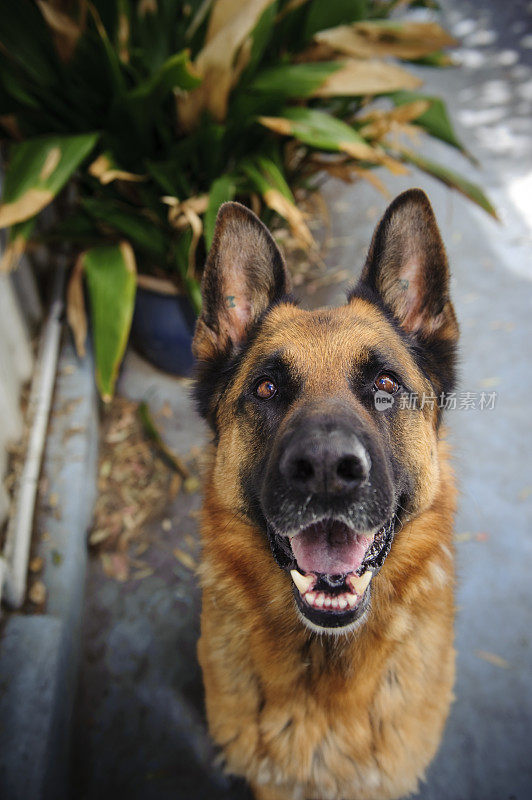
[{"left": 279, "top": 431, "right": 370, "bottom": 496}]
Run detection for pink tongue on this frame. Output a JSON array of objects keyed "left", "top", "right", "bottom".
[{"left": 290, "top": 521, "right": 372, "bottom": 575}]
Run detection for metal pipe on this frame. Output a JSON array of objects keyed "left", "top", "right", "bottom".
[{"left": 1, "top": 266, "right": 66, "bottom": 608}]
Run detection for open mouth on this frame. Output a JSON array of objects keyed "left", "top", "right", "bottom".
[{"left": 268, "top": 517, "right": 395, "bottom": 631}]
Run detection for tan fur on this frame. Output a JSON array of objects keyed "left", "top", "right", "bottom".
[{"left": 197, "top": 299, "right": 456, "bottom": 800}]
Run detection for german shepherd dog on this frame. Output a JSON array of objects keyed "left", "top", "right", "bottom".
[{"left": 192, "top": 189, "right": 458, "bottom": 800}]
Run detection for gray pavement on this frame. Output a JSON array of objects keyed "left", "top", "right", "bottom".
[
  {"left": 72, "top": 2, "right": 532, "bottom": 798},
  {"left": 0, "top": 334, "right": 98, "bottom": 800}
]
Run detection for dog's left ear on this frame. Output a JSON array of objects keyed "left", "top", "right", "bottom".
[
  {"left": 193, "top": 202, "right": 290, "bottom": 362},
  {"left": 355, "top": 188, "right": 458, "bottom": 344}
]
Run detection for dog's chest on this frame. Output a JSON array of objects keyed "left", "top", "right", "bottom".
[
  {"left": 247, "top": 648, "right": 410, "bottom": 797},
  {"left": 235, "top": 614, "right": 451, "bottom": 800}
]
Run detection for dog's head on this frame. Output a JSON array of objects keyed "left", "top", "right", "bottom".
[{"left": 193, "top": 189, "right": 458, "bottom": 635}]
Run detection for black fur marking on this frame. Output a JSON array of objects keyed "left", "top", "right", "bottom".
[
  {"left": 192, "top": 295, "right": 298, "bottom": 432},
  {"left": 348, "top": 282, "right": 458, "bottom": 419},
  {"left": 349, "top": 348, "right": 410, "bottom": 397},
  {"left": 237, "top": 351, "right": 303, "bottom": 417}
]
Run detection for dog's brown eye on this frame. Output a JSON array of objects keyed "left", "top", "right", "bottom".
[
  {"left": 255, "top": 379, "right": 277, "bottom": 400},
  {"left": 375, "top": 374, "right": 400, "bottom": 394}
]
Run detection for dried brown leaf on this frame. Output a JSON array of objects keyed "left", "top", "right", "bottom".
[
  {"left": 0, "top": 231, "right": 27, "bottom": 273},
  {"left": 177, "top": 0, "right": 275, "bottom": 129},
  {"left": 0, "top": 188, "right": 53, "bottom": 228},
  {"left": 312, "top": 58, "right": 422, "bottom": 97},
  {"left": 101, "top": 552, "right": 130, "bottom": 582},
  {"left": 346, "top": 165, "right": 391, "bottom": 197},
  {"left": 89, "top": 154, "right": 146, "bottom": 185},
  {"left": 338, "top": 141, "right": 408, "bottom": 175},
  {"left": 314, "top": 21, "right": 456, "bottom": 61},
  {"left": 29, "top": 580, "right": 47, "bottom": 605},
  {"left": 275, "top": 0, "right": 310, "bottom": 23},
  {"left": 206, "top": 0, "right": 242, "bottom": 41},
  {"left": 117, "top": 9, "right": 130, "bottom": 63},
  {"left": 0, "top": 114, "right": 22, "bottom": 139},
  {"left": 358, "top": 100, "right": 430, "bottom": 140},
  {"left": 173, "top": 548, "right": 197, "bottom": 570},
  {"left": 169, "top": 474, "right": 183, "bottom": 497},
  {"left": 257, "top": 116, "right": 293, "bottom": 136},
  {"left": 136, "top": 274, "right": 179, "bottom": 295},
  {"left": 132, "top": 567, "right": 155, "bottom": 580},
  {"left": 165, "top": 199, "right": 205, "bottom": 275},
  {"left": 89, "top": 528, "right": 112, "bottom": 546},
  {"left": 40, "top": 147, "right": 61, "bottom": 180},
  {"left": 263, "top": 189, "right": 314, "bottom": 249},
  {"left": 138, "top": 0, "right": 157, "bottom": 15},
  {"left": 231, "top": 35, "right": 253, "bottom": 87},
  {"left": 66, "top": 254, "right": 88, "bottom": 358},
  {"left": 37, "top": 0, "right": 82, "bottom": 61},
  {"left": 475, "top": 650, "right": 511, "bottom": 669}
]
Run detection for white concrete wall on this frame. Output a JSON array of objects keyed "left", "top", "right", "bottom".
[{"left": 0, "top": 259, "right": 40, "bottom": 527}]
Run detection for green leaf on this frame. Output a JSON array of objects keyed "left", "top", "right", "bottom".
[
  {"left": 0, "top": 0, "right": 60, "bottom": 86},
  {"left": 83, "top": 241, "right": 137, "bottom": 401},
  {"left": 39, "top": 210, "right": 100, "bottom": 246},
  {"left": 128, "top": 49, "right": 201, "bottom": 102},
  {"left": 254, "top": 155, "right": 293, "bottom": 199},
  {"left": 262, "top": 106, "right": 368, "bottom": 152},
  {"left": 242, "top": 162, "right": 270, "bottom": 195},
  {"left": 0, "top": 133, "right": 98, "bottom": 228},
  {"left": 205, "top": 176, "right": 236, "bottom": 250},
  {"left": 145, "top": 159, "right": 185, "bottom": 195},
  {"left": 0, "top": 216, "right": 36, "bottom": 271},
  {"left": 174, "top": 226, "right": 193, "bottom": 279},
  {"left": 304, "top": 0, "right": 368, "bottom": 39},
  {"left": 251, "top": 61, "right": 342, "bottom": 98},
  {"left": 241, "top": 156, "right": 314, "bottom": 248},
  {"left": 400, "top": 149, "right": 498, "bottom": 219},
  {"left": 82, "top": 198, "right": 168, "bottom": 259},
  {"left": 407, "top": 50, "right": 455, "bottom": 68},
  {"left": 243, "top": 1, "right": 278, "bottom": 78},
  {"left": 182, "top": 275, "right": 202, "bottom": 316},
  {"left": 392, "top": 90, "right": 473, "bottom": 161},
  {"left": 86, "top": 1, "right": 127, "bottom": 95},
  {"left": 10, "top": 216, "right": 36, "bottom": 244}
]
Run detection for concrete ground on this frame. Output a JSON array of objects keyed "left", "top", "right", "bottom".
[{"left": 71, "top": 2, "right": 532, "bottom": 799}]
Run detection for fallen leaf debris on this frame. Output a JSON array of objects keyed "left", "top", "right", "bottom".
[{"left": 89, "top": 397, "right": 201, "bottom": 582}]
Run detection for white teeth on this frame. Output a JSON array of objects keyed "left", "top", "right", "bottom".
[
  {"left": 346, "top": 593, "right": 358, "bottom": 608},
  {"left": 302, "top": 590, "right": 360, "bottom": 611},
  {"left": 295, "top": 571, "right": 372, "bottom": 613},
  {"left": 347, "top": 570, "right": 373, "bottom": 596},
  {"left": 290, "top": 569, "right": 315, "bottom": 594}
]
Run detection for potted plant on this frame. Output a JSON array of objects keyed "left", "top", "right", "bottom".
[{"left": 0, "top": 0, "right": 494, "bottom": 401}]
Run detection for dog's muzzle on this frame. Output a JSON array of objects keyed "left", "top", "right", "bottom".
[{"left": 267, "top": 517, "right": 396, "bottom": 632}]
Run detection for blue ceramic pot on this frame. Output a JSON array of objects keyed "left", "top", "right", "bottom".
[{"left": 131, "top": 285, "right": 197, "bottom": 376}]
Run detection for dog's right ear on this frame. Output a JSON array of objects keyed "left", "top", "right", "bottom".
[{"left": 192, "top": 202, "right": 290, "bottom": 362}]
